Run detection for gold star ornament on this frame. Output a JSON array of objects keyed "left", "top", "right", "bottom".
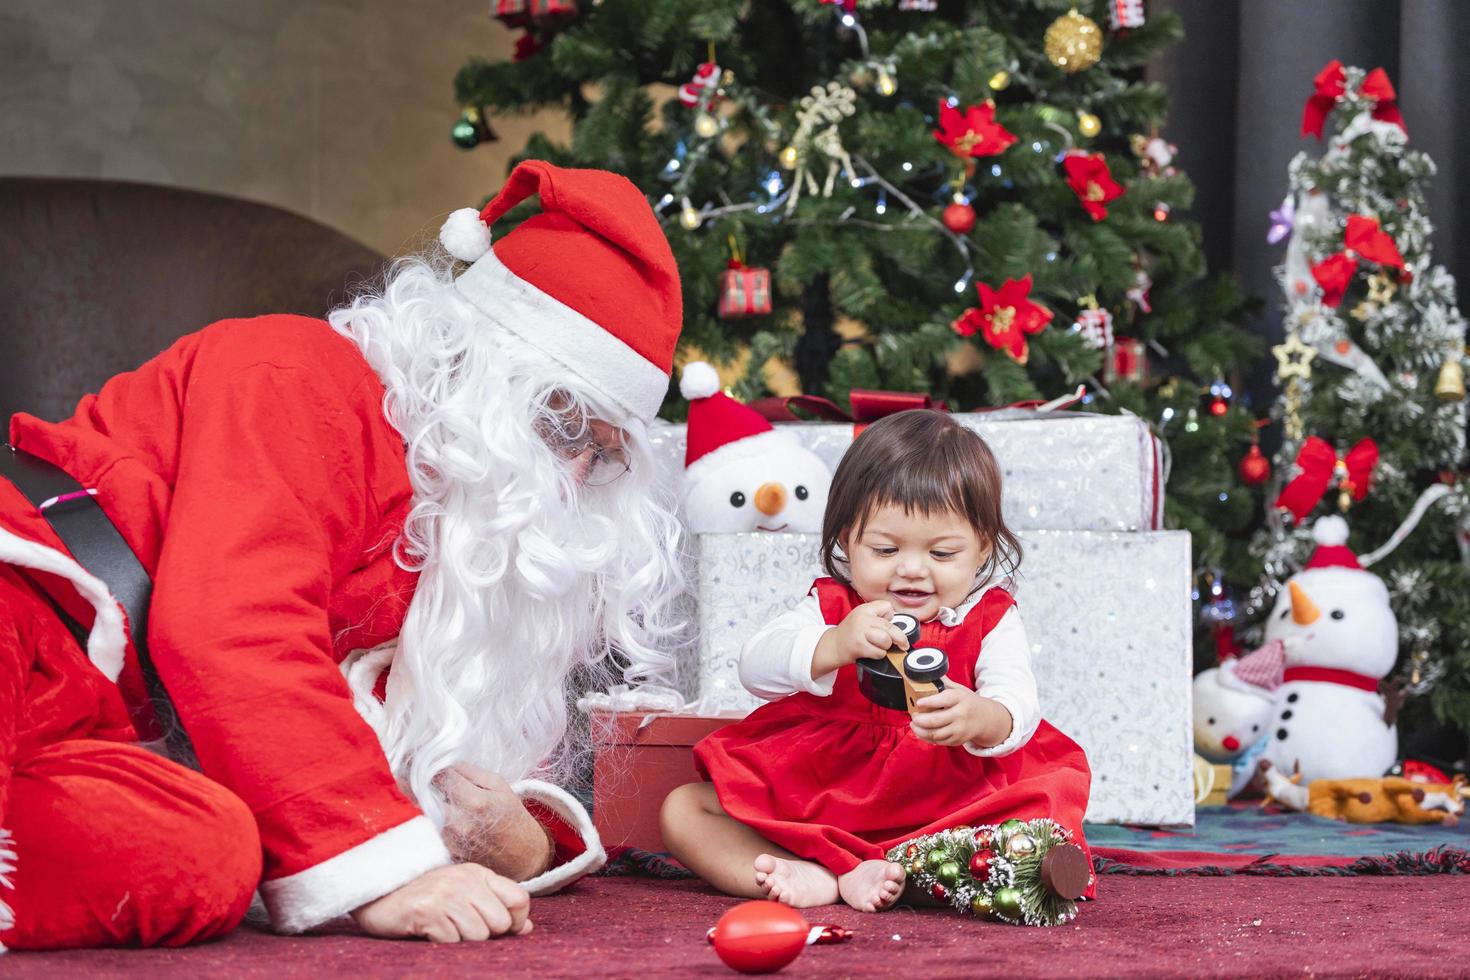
[{"left": 1273, "top": 332, "right": 1316, "bottom": 381}]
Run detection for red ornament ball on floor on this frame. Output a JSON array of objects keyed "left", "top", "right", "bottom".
[
  {"left": 943, "top": 201, "right": 976, "bottom": 233},
  {"left": 708, "top": 900, "right": 810, "bottom": 974}
]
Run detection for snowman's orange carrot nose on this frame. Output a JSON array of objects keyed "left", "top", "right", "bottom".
[
  {"left": 754, "top": 482, "right": 787, "bottom": 516},
  {"left": 1289, "top": 581, "right": 1320, "bottom": 625}
]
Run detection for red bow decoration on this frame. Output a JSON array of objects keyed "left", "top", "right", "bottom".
[
  {"left": 1301, "top": 60, "right": 1407, "bottom": 139},
  {"left": 1275, "top": 436, "right": 1379, "bottom": 520},
  {"left": 1062, "top": 152, "right": 1125, "bottom": 222},
  {"left": 1309, "top": 215, "right": 1405, "bottom": 307},
  {"left": 749, "top": 391, "right": 947, "bottom": 430}
]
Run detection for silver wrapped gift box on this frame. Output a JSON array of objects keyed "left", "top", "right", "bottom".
[
  {"left": 682, "top": 529, "right": 1195, "bottom": 827},
  {"left": 649, "top": 410, "right": 1163, "bottom": 533}
]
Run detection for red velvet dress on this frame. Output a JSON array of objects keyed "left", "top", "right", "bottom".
[{"left": 695, "top": 578, "right": 1093, "bottom": 885}]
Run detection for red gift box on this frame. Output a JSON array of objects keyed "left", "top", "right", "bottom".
[
  {"left": 1105, "top": 336, "right": 1148, "bottom": 385},
  {"left": 591, "top": 711, "right": 740, "bottom": 852},
  {"left": 494, "top": 0, "right": 576, "bottom": 27},
  {"left": 718, "top": 265, "right": 772, "bottom": 318}
]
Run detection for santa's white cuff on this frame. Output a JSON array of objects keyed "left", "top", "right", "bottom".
[
  {"left": 513, "top": 779, "right": 606, "bottom": 895},
  {"left": 0, "top": 827, "right": 16, "bottom": 953},
  {"left": 259, "top": 816, "right": 452, "bottom": 934}
]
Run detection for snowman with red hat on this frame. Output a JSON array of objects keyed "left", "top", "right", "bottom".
[
  {"left": 1261, "top": 516, "right": 1398, "bottom": 783},
  {"left": 679, "top": 362, "right": 831, "bottom": 533}
]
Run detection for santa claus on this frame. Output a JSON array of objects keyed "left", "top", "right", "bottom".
[{"left": 0, "top": 162, "right": 686, "bottom": 948}]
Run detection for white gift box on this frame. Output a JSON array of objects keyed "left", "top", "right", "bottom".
[
  {"left": 649, "top": 410, "right": 1163, "bottom": 533},
  {"left": 681, "top": 529, "right": 1195, "bottom": 827}
]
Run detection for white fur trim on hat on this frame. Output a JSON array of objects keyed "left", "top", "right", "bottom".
[
  {"left": 454, "top": 249, "right": 669, "bottom": 425},
  {"left": 0, "top": 527, "right": 127, "bottom": 682},
  {"left": 0, "top": 827, "right": 15, "bottom": 950},
  {"left": 683, "top": 428, "right": 798, "bottom": 489},
  {"left": 1313, "top": 514, "right": 1350, "bottom": 547},
  {"left": 440, "top": 208, "right": 493, "bottom": 264},
  {"left": 680, "top": 361, "right": 721, "bottom": 401},
  {"left": 512, "top": 778, "right": 607, "bottom": 894}
]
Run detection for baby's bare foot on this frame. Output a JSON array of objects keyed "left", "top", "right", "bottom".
[
  {"left": 836, "top": 860, "right": 906, "bottom": 912},
  {"left": 752, "top": 853, "right": 839, "bottom": 908}
]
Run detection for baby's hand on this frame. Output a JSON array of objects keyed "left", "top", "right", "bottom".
[
  {"left": 811, "top": 600, "right": 910, "bottom": 679},
  {"left": 911, "top": 683, "right": 1012, "bottom": 748},
  {"left": 835, "top": 600, "right": 911, "bottom": 664}
]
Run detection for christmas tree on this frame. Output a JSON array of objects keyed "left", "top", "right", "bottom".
[
  {"left": 453, "top": 1, "right": 1258, "bottom": 603},
  {"left": 1251, "top": 61, "right": 1470, "bottom": 750}
]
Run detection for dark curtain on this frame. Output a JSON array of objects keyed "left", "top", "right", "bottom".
[{"left": 1150, "top": 0, "right": 1470, "bottom": 404}]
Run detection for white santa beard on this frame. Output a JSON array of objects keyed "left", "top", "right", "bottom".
[{"left": 330, "top": 254, "right": 685, "bottom": 826}]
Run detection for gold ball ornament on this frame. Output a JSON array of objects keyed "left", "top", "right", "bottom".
[
  {"left": 1006, "top": 833, "right": 1037, "bottom": 858},
  {"left": 1077, "top": 110, "right": 1102, "bottom": 138},
  {"left": 1045, "top": 8, "right": 1104, "bottom": 73},
  {"left": 970, "top": 893, "right": 996, "bottom": 918},
  {"left": 778, "top": 145, "right": 799, "bottom": 169},
  {"left": 988, "top": 69, "right": 1011, "bottom": 91}
]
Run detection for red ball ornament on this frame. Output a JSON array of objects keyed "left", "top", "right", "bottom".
[
  {"left": 943, "top": 201, "right": 976, "bottom": 234},
  {"left": 931, "top": 882, "right": 948, "bottom": 900},
  {"left": 1209, "top": 396, "right": 1228, "bottom": 417},
  {"left": 708, "top": 901, "right": 810, "bottom": 974},
  {"left": 968, "top": 850, "right": 992, "bottom": 881},
  {"left": 1239, "top": 443, "right": 1270, "bottom": 486}
]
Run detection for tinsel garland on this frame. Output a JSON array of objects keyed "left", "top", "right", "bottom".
[{"left": 886, "top": 817, "right": 1085, "bottom": 927}]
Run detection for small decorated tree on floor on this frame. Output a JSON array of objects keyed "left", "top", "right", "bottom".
[{"left": 1250, "top": 61, "right": 1470, "bottom": 753}]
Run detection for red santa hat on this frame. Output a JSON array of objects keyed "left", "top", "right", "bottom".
[
  {"left": 1223, "top": 639, "right": 1286, "bottom": 694},
  {"left": 680, "top": 362, "right": 788, "bottom": 483},
  {"left": 439, "top": 160, "right": 682, "bottom": 425},
  {"left": 1304, "top": 515, "right": 1361, "bottom": 570}
]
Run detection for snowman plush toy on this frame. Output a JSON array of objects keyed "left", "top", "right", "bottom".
[
  {"left": 1193, "top": 640, "right": 1286, "bottom": 797},
  {"left": 678, "top": 362, "right": 832, "bottom": 533},
  {"left": 1261, "top": 516, "right": 1398, "bottom": 783}
]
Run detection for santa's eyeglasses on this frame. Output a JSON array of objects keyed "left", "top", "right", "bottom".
[{"left": 560, "top": 438, "right": 630, "bottom": 486}]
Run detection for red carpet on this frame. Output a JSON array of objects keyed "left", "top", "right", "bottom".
[{"left": 6, "top": 874, "right": 1469, "bottom": 978}]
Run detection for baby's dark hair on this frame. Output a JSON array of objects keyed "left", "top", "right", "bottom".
[{"left": 820, "top": 409, "right": 1021, "bottom": 586}]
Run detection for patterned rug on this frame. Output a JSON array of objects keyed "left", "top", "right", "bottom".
[{"left": 605, "top": 804, "right": 1470, "bottom": 879}]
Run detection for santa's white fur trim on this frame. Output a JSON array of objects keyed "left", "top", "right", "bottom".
[
  {"left": 0, "top": 827, "right": 15, "bottom": 951},
  {"left": 684, "top": 429, "right": 794, "bottom": 488},
  {"left": 679, "top": 360, "right": 721, "bottom": 401},
  {"left": 512, "top": 778, "right": 606, "bottom": 895},
  {"left": 1313, "top": 515, "right": 1350, "bottom": 547},
  {"left": 454, "top": 249, "right": 669, "bottom": 425},
  {"left": 0, "top": 527, "right": 128, "bottom": 682},
  {"left": 259, "top": 816, "right": 452, "bottom": 934},
  {"left": 440, "top": 208, "right": 493, "bottom": 263}
]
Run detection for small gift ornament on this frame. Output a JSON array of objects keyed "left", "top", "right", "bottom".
[
  {"left": 1073, "top": 296, "right": 1113, "bottom": 351},
  {"left": 719, "top": 264, "right": 772, "bottom": 319},
  {"left": 1104, "top": 336, "right": 1148, "bottom": 385},
  {"left": 678, "top": 61, "right": 723, "bottom": 108},
  {"left": 494, "top": 0, "right": 577, "bottom": 28}
]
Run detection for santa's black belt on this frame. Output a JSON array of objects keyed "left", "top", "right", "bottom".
[{"left": 1, "top": 444, "right": 193, "bottom": 763}]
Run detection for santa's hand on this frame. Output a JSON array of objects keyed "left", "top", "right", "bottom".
[
  {"left": 440, "top": 763, "right": 555, "bottom": 881},
  {"left": 351, "top": 864, "right": 532, "bottom": 942}
]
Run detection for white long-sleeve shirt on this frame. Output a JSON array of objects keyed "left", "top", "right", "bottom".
[{"left": 738, "top": 582, "right": 1042, "bottom": 757}]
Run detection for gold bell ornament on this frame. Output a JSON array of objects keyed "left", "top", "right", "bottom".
[{"left": 1434, "top": 355, "right": 1465, "bottom": 402}]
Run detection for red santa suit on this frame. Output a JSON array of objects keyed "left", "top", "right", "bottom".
[
  {"left": 0, "top": 161, "right": 683, "bottom": 949},
  {"left": 695, "top": 578, "right": 1094, "bottom": 891}
]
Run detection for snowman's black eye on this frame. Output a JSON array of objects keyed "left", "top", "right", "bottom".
[
  {"left": 730, "top": 491, "right": 746, "bottom": 508},
  {"left": 1330, "top": 609, "right": 1345, "bottom": 620},
  {"left": 1251, "top": 724, "right": 1260, "bottom": 732},
  {"left": 1207, "top": 717, "right": 1216, "bottom": 726},
  {"left": 795, "top": 485, "right": 809, "bottom": 500},
  {"left": 1279, "top": 608, "right": 1289, "bottom": 620}
]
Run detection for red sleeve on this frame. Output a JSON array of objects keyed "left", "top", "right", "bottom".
[
  {"left": 146, "top": 354, "right": 449, "bottom": 931},
  {"left": 524, "top": 798, "right": 589, "bottom": 866}
]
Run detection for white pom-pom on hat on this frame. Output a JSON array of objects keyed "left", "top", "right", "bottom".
[
  {"left": 439, "top": 207, "right": 493, "bottom": 263},
  {"left": 1313, "top": 514, "right": 1350, "bottom": 547},
  {"left": 680, "top": 360, "right": 721, "bottom": 400}
]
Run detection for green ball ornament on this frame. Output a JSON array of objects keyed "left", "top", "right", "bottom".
[
  {"left": 998, "top": 819, "right": 1024, "bottom": 835},
  {"left": 925, "top": 848, "right": 953, "bottom": 871},
  {"left": 936, "top": 861, "right": 963, "bottom": 887},
  {"left": 993, "top": 886, "right": 1023, "bottom": 919},
  {"left": 451, "top": 117, "right": 480, "bottom": 149}
]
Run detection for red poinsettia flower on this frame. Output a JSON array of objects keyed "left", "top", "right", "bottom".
[
  {"left": 1062, "top": 152, "right": 1125, "bottom": 221},
  {"left": 933, "top": 99, "right": 1017, "bottom": 159},
  {"left": 951, "top": 274, "right": 1053, "bottom": 363}
]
